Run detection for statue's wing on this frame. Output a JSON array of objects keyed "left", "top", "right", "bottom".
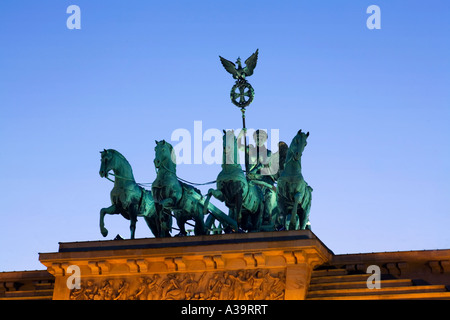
[
  {"left": 219, "top": 56, "right": 238, "bottom": 78},
  {"left": 243, "top": 49, "right": 259, "bottom": 77},
  {"left": 278, "top": 141, "right": 289, "bottom": 172},
  {"left": 270, "top": 141, "right": 289, "bottom": 178}
]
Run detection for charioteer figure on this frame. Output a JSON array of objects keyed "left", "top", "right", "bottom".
[
  {"left": 237, "top": 129, "right": 273, "bottom": 185},
  {"left": 237, "top": 129, "right": 285, "bottom": 230}
]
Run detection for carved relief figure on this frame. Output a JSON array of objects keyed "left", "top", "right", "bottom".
[
  {"left": 114, "top": 280, "right": 129, "bottom": 300},
  {"left": 146, "top": 274, "right": 161, "bottom": 300},
  {"left": 69, "top": 269, "right": 285, "bottom": 300}
]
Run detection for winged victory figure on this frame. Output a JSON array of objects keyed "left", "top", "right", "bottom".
[{"left": 219, "top": 49, "right": 259, "bottom": 80}]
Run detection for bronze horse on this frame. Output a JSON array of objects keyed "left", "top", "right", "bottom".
[
  {"left": 204, "top": 130, "right": 265, "bottom": 232},
  {"left": 152, "top": 140, "right": 224, "bottom": 236},
  {"left": 99, "top": 149, "right": 172, "bottom": 239},
  {"left": 276, "top": 130, "right": 313, "bottom": 230}
]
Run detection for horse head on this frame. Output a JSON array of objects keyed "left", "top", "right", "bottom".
[
  {"left": 99, "top": 149, "right": 114, "bottom": 178},
  {"left": 154, "top": 140, "right": 176, "bottom": 170},
  {"left": 222, "top": 130, "right": 239, "bottom": 165},
  {"left": 289, "top": 130, "right": 309, "bottom": 162},
  {"left": 99, "top": 149, "right": 134, "bottom": 181}
]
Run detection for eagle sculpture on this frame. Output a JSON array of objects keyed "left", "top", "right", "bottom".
[{"left": 219, "top": 49, "right": 259, "bottom": 80}]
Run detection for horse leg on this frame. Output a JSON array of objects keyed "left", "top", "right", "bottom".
[
  {"left": 154, "top": 203, "right": 164, "bottom": 237},
  {"left": 155, "top": 199, "right": 176, "bottom": 237},
  {"left": 176, "top": 215, "right": 188, "bottom": 236},
  {"left": 275, "top": 197, "right": 286, "bottom": 231},
  {"left": 223, "top": 208, "right": 235, "bottom": 233},
  {"left": 130, "top": 218, "right": 137, "bottom": 239},
  {"left": 143, "top": 215, "right": 158, "bottom": 238},
  {"left": 161, "top": 208, "right": 173, "bottom": 237},
  {"left": 253, "top": 202, "right": 264, "bottom": 232},
  {"left": 298, "top": 187, "right": 312, "bottom": 230},
  {"left": 235, "top": 191, "right": 243, "bottom": 231},
  {"left": 225, "top": 183, "right": 238, "bottom": 223},
  {"left": 203, "top": 189, "right": 224, "bottom": 216},
  {"left": 262, "top": 188, "right": 276, "bottom": 231},
  {"left": 100, "top": 204, "right": 118, "bottom": 237},
  {"left": 289, "top": 192, "right": 302, "bottom": 230},
  {"left": 300, "top": 202, "right": 312, "bottom": 230},
  {"left": 142, "top": 202, "right": 161, "bottom": 238},
  {"left": 194, "top": 210, "right": 206, "bottom": 236},
  {"left": 129, "top": 207, "right": 138, "bottom": 240}
]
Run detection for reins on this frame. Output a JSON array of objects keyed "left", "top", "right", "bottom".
[
  {"left": 158, "top": 161, "right": 217, "bottom": 186},
  {"left": 105, "top": 172, "right": 218, "bottom": 233},
  {"left": 105, "top": 165, "right": 217, "bottom": 187}
]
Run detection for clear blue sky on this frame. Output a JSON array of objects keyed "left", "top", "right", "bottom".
[{"left": 0, "top": 1, "right": 449, "bottom": 271}]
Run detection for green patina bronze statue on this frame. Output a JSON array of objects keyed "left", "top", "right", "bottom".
[
  {"left": 96, "top": 49, "right": 315, "bottom": 239},
  {"left": 99, "top": 149, "right": 172, "bottom": 239},
  {"left": 237, "top": 129, "right": 284, "bottom": 228},
  {"left": 220, "top": 49, "right": 259, "bottom": 174},
  {"left": 98, "top": 129, "right": 313, "bottom": 238},
  {"left": 204, "top": 130, "right": 269, "bottom": 232},
  {"left": 152, "top": 140, "right": 233, "bottom": 236},
  {"left": 220, "top": 49, "right": 258, "bottom": 109},
  {"left": 276, "top": 130, "right": 313, "bottom": 230},
  {"left": 152, "top": 140, "right": 207, "bottom": 236}
]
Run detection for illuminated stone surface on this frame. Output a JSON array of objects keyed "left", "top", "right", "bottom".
[
  {"left": 38, "top": 230, "right": 331, "bottom": 300},
  {"left": 2, "top": 231, "right": 450, "bottom": 300}
]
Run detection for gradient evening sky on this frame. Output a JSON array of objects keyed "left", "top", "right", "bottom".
[{"left": 0, "top": 1, "right": 449, "bottom": 271}]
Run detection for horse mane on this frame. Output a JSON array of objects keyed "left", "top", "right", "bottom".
[
  {"left": 278, "top": 142, "right": 288, "bottom": 172},
  {"left": 284, "top": 134, "right": 302, "bottom": 167},
  {"left": 108, "top": 149, "right": 131, "bottom": 166},
  {"left": 107, "top": 149, "right": 135, "bottom": 180}
]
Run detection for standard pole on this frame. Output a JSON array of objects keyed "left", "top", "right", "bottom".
[{"left": 241, "top": 107, "right": 249, "bottom": 174}]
